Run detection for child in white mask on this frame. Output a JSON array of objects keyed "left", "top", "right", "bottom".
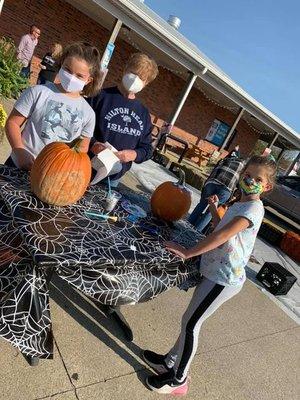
[
  {"left": 88, "top": 53, "right": 159, "bottom": 187},
  {"left": 5, "top": 42, "right": 102, "bottom": 170},
  {"left": 121, "top": 72, "right": 145, "bottom": 94}
]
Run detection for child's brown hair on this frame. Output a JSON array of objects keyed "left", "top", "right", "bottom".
[
  {"left": 57, "top": 42, "right": 102, "bottom": 97},
  {"left": 244, "top": 155, "right": 277, "bottom": 186}
]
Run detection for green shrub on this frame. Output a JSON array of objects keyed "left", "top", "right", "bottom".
[{"left": 0, "top": 36, "right": 29, "bottom": 98}]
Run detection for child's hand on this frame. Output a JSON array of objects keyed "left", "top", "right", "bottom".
[
  {"left": 116, "top": 150, "right": 137, "bottom": 163},
  {"left": 91, "top": 141, "right": 106, "bottom": 155},
  {"left": 208, "top": 194, "right": 219, "bottom": 205},
  {"left": 13, "top": 148, "right": 35, "bottom": 170},
  {"left": 164, "top": 241, "right": 189, "bottom": 259},
  {"left": 208, "top": 195, "right": 219, "bottom": 211}
]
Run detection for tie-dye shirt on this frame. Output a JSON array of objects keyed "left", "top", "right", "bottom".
[{"left": 200, "top": 200, "right": 264, "bottom": 286}]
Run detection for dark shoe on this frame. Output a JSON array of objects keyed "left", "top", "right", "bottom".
[
  {"left": 142, "top": 349, "right": 171, "bottom": 373},
  {"left": 146, "top": 370, "right": 188, "bottom": 395}
]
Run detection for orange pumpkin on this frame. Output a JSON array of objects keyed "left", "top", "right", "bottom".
[
  {"left": 30, "top": 138, "right": 92, "bottom": 206},
  {"left": 280, "top": 231, "right": 300, "bottom": 262},
  {"left": 151, "top": 169, "right": 191, "bottom": 221}
]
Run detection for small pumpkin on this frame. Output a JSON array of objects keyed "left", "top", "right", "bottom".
[
  {"left": 217, "top": 204, "right": 228, "bottom": 219},
  {"left": 30, "top": 138, "right": 92, "bottom": 206},
  {"left": 151, "top": 169, "right": 191, "bottom": 221}
]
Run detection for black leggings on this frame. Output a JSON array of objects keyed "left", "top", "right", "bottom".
[{"left": 165, "top": 277, "right": 242, "bottom": 380}]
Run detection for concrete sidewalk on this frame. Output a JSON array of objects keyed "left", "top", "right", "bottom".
[{"left": 0, "top": 276, "right": 299, "bottom": 400}]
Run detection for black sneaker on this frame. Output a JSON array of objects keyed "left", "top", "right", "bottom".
[
  {"left": 146, "top": 370, "right": 188, "bottom": 395},
  {"left": 142, "top": 350, "right": 171, "bottom": 373}
]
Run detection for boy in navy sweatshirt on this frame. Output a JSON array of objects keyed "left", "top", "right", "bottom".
[{"left": 87, "top": 53, "right": 158, "bottom": 185}]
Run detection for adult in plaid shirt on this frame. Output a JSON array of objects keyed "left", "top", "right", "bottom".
[{"left": 189, "top": 153, "right": 245, "bottom": 232}]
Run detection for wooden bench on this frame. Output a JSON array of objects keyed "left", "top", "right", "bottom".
[{"left": 185, "top": 144, "right": 211, "bottom": 167}]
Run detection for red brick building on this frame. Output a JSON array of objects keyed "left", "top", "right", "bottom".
[{"left": 1, "top": 0, "right": 299, "bottom": 160}]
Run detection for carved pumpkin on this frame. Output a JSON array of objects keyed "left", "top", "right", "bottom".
[
  {"left": 151, "top": 169, "right": 191, "bottom": 221},
  {"left": 280, "top": 231, "right": 300, "bottom": 262},
  {"left": 30, "top": 138, "right": 92, "bottom": 206}
]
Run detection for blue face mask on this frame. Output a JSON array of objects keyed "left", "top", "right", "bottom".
[{"left": 239, "top": 176, "right": 264, "bottom": 195}]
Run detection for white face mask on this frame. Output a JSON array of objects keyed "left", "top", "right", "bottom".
[
  {"left": 58, "top": 68, "right": 87, "bottom": 93},
  {"left": 122, "top": 73, "right": 144, "bottom": 93}
]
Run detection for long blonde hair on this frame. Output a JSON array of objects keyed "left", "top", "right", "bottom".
[{"left": 51, "top": 43, "right": 62, "bottom": 59}]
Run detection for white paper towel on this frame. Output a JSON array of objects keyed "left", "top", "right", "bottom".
[{"left": 90, "top": 145, "right": 122, "bottom": 185}]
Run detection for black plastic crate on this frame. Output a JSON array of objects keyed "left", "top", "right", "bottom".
[{"left": 256, "top": 262, "right": 297, "bottom": 295}]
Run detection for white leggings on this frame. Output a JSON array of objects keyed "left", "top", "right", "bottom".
[{"left": 166, "top": 277, "right": 243, "bottom": 381}]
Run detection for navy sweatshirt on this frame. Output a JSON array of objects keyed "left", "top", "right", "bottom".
[{"left": 87, "top": 86, "right": 153, "bottom": 180}]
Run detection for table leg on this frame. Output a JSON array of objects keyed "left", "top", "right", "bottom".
[
  {"left": 109, "top": 306, "right": 134, "bottom": 342},
  {"left": 22, "top": 354, "right": 40, "bottom": 367},
  {"left": 95, "top": 303, "right": 134, "bottom": 342}
]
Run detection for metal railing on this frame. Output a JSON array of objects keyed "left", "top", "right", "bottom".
[{"left": 153, "top": 132, "right": 189, "bottom": 164}]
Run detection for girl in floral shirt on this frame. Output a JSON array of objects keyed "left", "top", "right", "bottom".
[{"left": 143, "top": 155, "right": 277, "bottom": 395}]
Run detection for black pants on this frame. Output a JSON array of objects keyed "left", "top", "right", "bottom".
[
  {"left": 20, "top": 65, "right": 31, "bottom": 79},
  {"left": 165, "top": 277, "right": 243, "bottom": 380}
]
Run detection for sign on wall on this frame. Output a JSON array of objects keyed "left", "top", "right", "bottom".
[{"left": 206, "top": 119, "right": 233, "bottom": 147}]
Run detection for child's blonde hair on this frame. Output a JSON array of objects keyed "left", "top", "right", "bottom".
[
  {"left": 245, "top": 155, "right": 277, "bottom": 186},
  {"left": 124, "top": 53, "right": 158, "bottom": 84},
  {"left": 51, "top": 43, "right": 62, "bottom": 59},
  {"left": 57, "top": 42, "right": 102, "bottom": 97}
]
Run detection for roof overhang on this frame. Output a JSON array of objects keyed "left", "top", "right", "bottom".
[{"left": 66, "top": 0, "right": 300, "bottom": 149}]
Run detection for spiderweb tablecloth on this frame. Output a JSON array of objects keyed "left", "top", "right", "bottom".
[
  {"left": 0, "top": 165, "right": 202, "bottom": 358},
  {"left": 0, "top": 194, "right": 52, "bottom": 358}
]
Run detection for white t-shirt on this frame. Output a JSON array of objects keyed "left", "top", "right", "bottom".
[
  {"left": 200, "top": 200, "right": 265, "bottom": 286},
  {"left": 12, "top": 83, "right": 95, "bottom": 166}
]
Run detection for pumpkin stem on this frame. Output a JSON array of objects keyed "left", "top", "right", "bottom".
[
  {"left": 67, "top": 137, "right": 83, "bottom": 153},
  {"left": 174, "top": 167, "right": 186, "bottom": 186}
]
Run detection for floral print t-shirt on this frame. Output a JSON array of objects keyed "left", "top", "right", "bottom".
[{"left": 200, "top": 200, "right": 264, "bottom": 286}]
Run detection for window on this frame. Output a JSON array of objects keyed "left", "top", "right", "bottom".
[{"left": 205, "top": 119, "right": 236, "bottom": 147}]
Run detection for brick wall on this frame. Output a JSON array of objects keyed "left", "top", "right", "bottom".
[{"left": 0, "top": 0, "right": 260, "bottom": 157}]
